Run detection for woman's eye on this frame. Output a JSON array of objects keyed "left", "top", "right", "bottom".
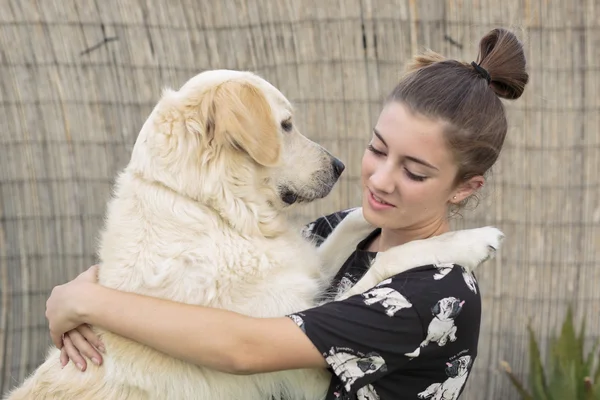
[
  {"left": 404, "top": 168, "right": 427, "bottom": 182},
  {"left": 367, "top": 144, "right": 386, "bottom": 156},
  {"left": 281, "top": 120, "right": 293, "bottom": 132}
]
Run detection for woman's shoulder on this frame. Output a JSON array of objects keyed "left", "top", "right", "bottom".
[
  {"left": 385, "top": 263, "right": 481, "bottom": 304},
  {"left": 301, "top": 208, "right": 358, "bottom": 247}
]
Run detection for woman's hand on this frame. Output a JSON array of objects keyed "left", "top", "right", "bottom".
[
  {"left": 60, "top": 324, "right": 105, "bottom": 371},
  {"left": 46, "top": 265, "right": 100, "bottom": 350}
]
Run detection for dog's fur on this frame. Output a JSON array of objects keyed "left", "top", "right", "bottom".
[{"left": 5, "top": 70, "right": 504, "bottom": 400}]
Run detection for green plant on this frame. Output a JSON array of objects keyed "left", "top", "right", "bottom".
[{"left": 501, "top": 306, "right": 600, "bottom": 399}]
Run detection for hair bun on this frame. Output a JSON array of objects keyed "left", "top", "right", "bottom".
[{"left": 476, "top": 28, "right": 529, "bottom": 100}]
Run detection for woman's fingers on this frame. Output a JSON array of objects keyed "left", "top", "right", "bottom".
[
  {"left": 63, "top": 334, "right": 87, "bottom": 371},
  {"left": 60, "top": 346, "right": 69, "bottom": 367},
  {"left": 78, "top": 324, "right": 105, "bottom": 355},
  {"left": 69, "top": 328, "right": 103, "bottom": 367}
]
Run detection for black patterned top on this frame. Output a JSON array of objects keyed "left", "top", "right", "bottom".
[{"left": 288, "top": 210, "right": 481, "bottom": 400}]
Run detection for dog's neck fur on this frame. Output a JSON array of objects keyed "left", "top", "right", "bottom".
[{"left": 117, "top": 162, "right": 289, "bottom": 238}]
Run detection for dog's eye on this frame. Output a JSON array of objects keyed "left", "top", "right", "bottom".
[{"left": 281, "top": 120, "right": 293, "bottom": 132}]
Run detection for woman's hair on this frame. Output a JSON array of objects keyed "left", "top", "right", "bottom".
[{"left": 388, "top": 28, "right": 529, "bottom": 206}]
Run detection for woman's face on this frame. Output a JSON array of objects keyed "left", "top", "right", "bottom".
[{"left": 361, "top": 101, "right": 479, "bottom": 231}]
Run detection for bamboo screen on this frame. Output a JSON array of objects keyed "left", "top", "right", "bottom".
[{"left": 0, "top": 1, "right": 598, "bottom": 398}]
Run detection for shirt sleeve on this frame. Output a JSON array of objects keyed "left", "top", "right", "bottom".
[
  {"left": 300, "top": 208, "right": 357, "bottom": 247},
  {"left": 287, "top": 277, "right": 426, "bottom": 394}
]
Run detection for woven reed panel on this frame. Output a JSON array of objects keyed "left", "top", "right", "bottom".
[{"left": 0, "top": 1, "right": 598, "bottom": 398}]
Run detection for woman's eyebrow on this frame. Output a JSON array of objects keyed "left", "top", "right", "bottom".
[
  {"left": 373, "top": 128, "right": 439, "bottom": 171},
  {"left": 373, "top": 129, "right": 387, "bottom": 146},
  {"left": 405, "top": 156, "right": 439, "bottom": 171}
]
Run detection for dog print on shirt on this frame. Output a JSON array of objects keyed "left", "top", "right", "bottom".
[
  {"left": 288, "top": 313, "right": 306, "bottom": 333},
  {"left": 361, "top": 279, "right": 412, "bottom": 317},
  {"left": 325, "top": 347, "right": 387, "bottom": 392},
  {"left": 420, "top": 297, "right": 465, "bottom": 348},
  {"left": 356, "top": 384, "right": 379, "bottom": 400},
  {"left": 433, "top": 263, "right": 455, "bottom": 280},
  {"left": 433, "top": 263, "right": 478, "bottom": 294},
  {"left": 461, "top": 271, "right": 478, "bottom": 294},
  {"left": 418, "top": 355, "right": 472, "bottom": 399}
]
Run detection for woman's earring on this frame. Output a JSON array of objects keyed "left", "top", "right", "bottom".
[{"left": 453, "top": 196, "right": 457, "bottom": 201}]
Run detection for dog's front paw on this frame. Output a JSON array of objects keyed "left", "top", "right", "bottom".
[
  {"left": 434, "top": 226, "right": 504, "bottom": 273},
  {"left": 457, "top": 226, "right": 504, "bottom": 267},
  {"left": 476, "top": 226, "right": 505, "bottom": 253}
]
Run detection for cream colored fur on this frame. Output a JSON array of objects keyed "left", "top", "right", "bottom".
[{"left": 4, "top": 70, "right": 503, "bottom": 400}]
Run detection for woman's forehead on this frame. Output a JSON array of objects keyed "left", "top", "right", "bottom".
[{"left": 375, "top": 103, "right": 455, "bottom": 168}]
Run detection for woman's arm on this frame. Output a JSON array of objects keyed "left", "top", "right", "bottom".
[{"left": 46, "top": 269, "right": 326, "bottom": 374}]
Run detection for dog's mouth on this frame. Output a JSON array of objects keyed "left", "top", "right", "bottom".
[
  {"left": 281, "top": 190, "right": 299, "bottom": 205},
  {"left": 280, "top": 190, "right": 309, "bottom": 205}
]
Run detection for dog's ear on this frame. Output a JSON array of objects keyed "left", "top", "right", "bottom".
[
  {"left": 449, "top": 301, "right": 463, "bottom": 319},
  {"left": 465, "top": 356, "right": 473, "bottom": 369},
  {"left": 201, "top": 80, "right": 281, "bottom": 167},
  {"left": 431, "top": 302, "right": 441, "bottom": 316}
]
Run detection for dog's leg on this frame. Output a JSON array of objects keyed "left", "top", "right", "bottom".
[
  {"left": 385, "top": 306, "right": 398, "bottom": 317},
  {"left": 338, "top": 227, "right": 504, "bottom": 300},
  {"left": 316, "top": 208, "right": 375, "bottom": 284},
  {"left": 418, "top": 383, "right": 440, "bottom": 399},
  {"left": 362, "top": 296, "right": 380, "bottom": 305},
  {"left": 448, "top": 326, "right": 458, "bottom": 343},
  {"left": 439, "top": 334, "right": 449, "bottom": 347},
  {"left": 420, "top": 336, "right": 431, "bottom": 348}
]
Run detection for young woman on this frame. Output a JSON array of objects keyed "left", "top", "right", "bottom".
[{"left": 45, "top": 28, "right": 528, "bottom": 399}]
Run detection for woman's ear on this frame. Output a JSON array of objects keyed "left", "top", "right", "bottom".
[{"left": 450, "top": 176, "right": 484, "bottom": 204}]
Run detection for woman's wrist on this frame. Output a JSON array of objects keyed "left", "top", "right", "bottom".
[{"left": 74, "top": 282, "right": 104, "bottom": 325}]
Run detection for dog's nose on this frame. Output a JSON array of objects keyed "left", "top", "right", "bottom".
[{"left": 332, "top": 158, "right": 345, "bottom": 177}]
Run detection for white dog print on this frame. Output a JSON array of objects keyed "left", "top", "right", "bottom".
[
  {"left": 420, "top": 297, "right": 465, "bottom": 347},
  {"left": 361, "top": 281, "right": 412, "bottom": 317},
  {"left": 357, "top": 384, "right": 379, "bottom": 400},
  {"left": 288, "top": 314, "right": 306, "bottom": 333},
  {"left": 325, "top": 348, "right": 387, "bottom": 392},
  {"left": 433, "top": 263, "right": 455, "bottom": 280},
  {"left": 433, "top": 263, "right": 478, "bottom": 294},
  {"left": 462, "top": 271, "right": 478, "bottom": 294},
  {"left": 418, "top": 355, "right": 472, "bottom": 399}
]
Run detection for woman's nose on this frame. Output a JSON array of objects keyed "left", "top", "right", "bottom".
[{"left": 369, "top": 166, "right": 395, "bottom": 194}]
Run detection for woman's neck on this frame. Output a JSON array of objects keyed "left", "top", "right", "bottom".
[{"left": 368, "top": 218, "right": 450, "bottom": 252}]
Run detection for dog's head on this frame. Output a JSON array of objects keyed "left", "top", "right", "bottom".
[
  {"left": 445, "top": 355, "right": 472, "bottom": 378},
  {"left": 431, "top": 297, "right": 464, "bottom": 320},
  {"left": 128, "top": 70, "right": 344, "bottom": 235},
  {"left": 357, "top": 353, "right": 388, "bottom": 374}
]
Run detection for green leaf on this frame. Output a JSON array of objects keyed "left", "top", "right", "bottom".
[
  {"left": 594, "top": 349, "right": 600, "bottom": 388},
  {"left": 585, "top": 341, "right": 599, "bottom": 376},
  {"left": 504, "top": 309, "right": 600, "bottom": 400},
  {"left": 592, "top": 376, "right": 600, "bottom": 400},
  {"left": 546, "top": 363, "right": 578, "bottom": 400},
  {"left": 528, "top": 323, "right": 550, "bottom": 400}
]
